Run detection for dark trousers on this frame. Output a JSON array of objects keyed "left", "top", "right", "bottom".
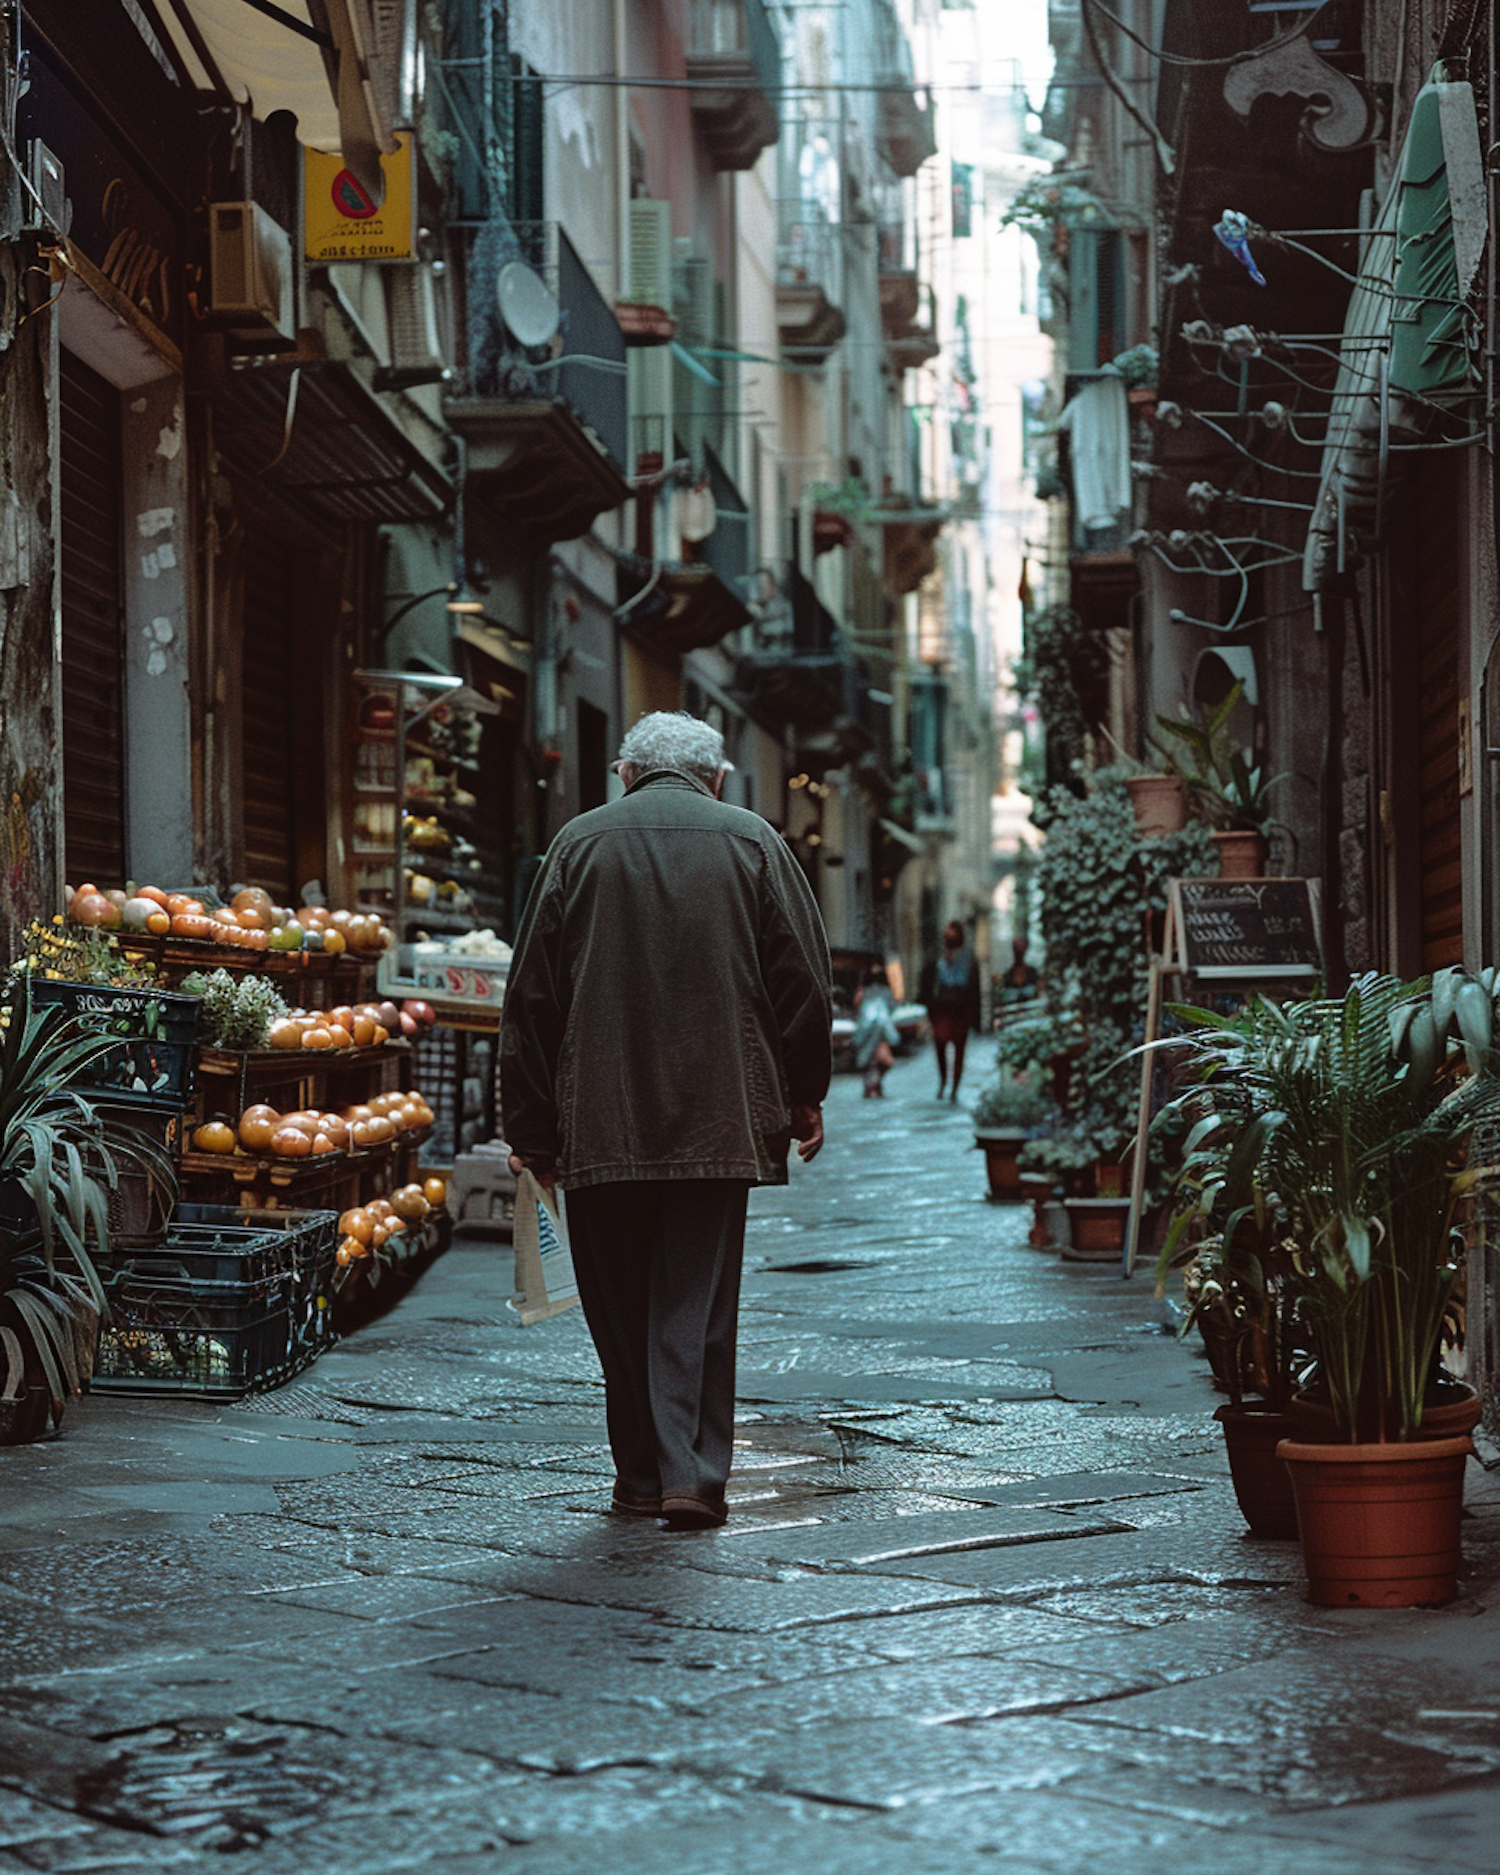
[{"left": 564, "top": 1179, "right": 749, "bottom": 1501}]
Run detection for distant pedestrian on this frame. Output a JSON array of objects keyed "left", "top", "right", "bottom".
[
  {"left": 500, "top": 712, "right": 832, "bottom": 1529},
  {"left": 852, "top": 967, "right": 900, "bottom": 1098},
  {"left": 997, "top": 935, "right": 1041, "bottom": 1009},
  {"left": 920, "top": 919, "right": 981, "bottom": 1101}
]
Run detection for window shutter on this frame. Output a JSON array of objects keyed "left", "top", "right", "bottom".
[
  {"left": 627, "top": 198, "right": 672, "bottom": 306},
  {"left": 508, "top": 57, "right": 544, "bottom": 225}
]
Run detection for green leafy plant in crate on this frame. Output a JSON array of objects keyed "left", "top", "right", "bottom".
[{"left": 0, "top": 985, "right": 176, "bottom": 1439}]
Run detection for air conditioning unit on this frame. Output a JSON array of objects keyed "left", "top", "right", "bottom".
[
  {"left": 28, "top": 141, "right": 67, "bottom": 235},
  {"left": 378, "top": 263, "right": 448, "bottom": 389},
  {"left": 206, "top": 202, "right": 294, "bottom": 345}
]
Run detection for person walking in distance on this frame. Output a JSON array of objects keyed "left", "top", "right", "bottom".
[
  {"left": 500, "top": 712, "right": 832, "bottom": 1529},
  {"left": 852, "top": 966, "right": 900, "bottom": 1098},
  {"left": 921, "top": 919, "right": 981, "bottom": 1102}
]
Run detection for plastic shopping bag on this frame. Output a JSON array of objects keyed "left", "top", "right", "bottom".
[{"left": 510, "top": 1167, "right": 579, "bottom": 1325}]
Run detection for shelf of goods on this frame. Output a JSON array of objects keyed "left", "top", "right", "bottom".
[{"left": 49, "top": 951, "right": 450, "bottom": 1402}]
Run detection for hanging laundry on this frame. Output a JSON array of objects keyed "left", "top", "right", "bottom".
[{"left": 1057, "top": 374, "right": 1131, "bottom": 532}]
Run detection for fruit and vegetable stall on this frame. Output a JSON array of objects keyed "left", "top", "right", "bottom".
[{"left": 18, "top": 878, "right": 475, "bottom": 1399}]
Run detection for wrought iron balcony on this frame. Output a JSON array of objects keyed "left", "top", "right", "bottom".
[
  {"left": 886, "top": 280, "right": 940, "bottom": 371},
  {"left": 737, "top": 564, "right": 891, "bottom": 779},
  {"left": 615, "top": 439, "right": 753, "bottom": 656},
  {"left": 688, "top": 0, "right": 780, "bottom": 170},
  {"left": 872, "top": 0, "right": 937, "bottom": 177},
  {"left": 446, "top": 221, "right": 629, "bottom": 543},
  {"left": 776, "top": 205, "right": 846, "bottom": 361},
  {"left": 877, "top": 220, "right": 920, "bottom": 334}
]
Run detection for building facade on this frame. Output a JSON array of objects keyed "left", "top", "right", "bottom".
[
  {"left": 1037, "top": 0, "right": 1500, "bottom": 1418},
  {"left": 0, "top": 0, "right": 1021, "bottom": 1008}
]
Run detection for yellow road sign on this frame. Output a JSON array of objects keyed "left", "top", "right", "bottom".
[{"left": 305, "top": 135, "right": 414, "bottom": 263}]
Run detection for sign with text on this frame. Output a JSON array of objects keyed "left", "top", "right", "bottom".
[
  {"left": 1170, "top": 878, "right": 1323, "bottom": 980},
  {"left": 305, "top": 135, "right": 415, "bottom": 263}
]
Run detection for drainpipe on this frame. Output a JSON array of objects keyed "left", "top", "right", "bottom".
[
  {"left": 397, "top": 0, "right": 419, "bottom": 126},
  {"left": 614, "top": 0, "right": 630, "bottom": 299}
]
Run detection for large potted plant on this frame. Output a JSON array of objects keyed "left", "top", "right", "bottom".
[
  {"left": 1153, "top": 685, "right": 1284, "bottom": 878},
  {"left": 1158, "top": 970, "right": 1500, "bottom": 1603},
  {"left": 1157, "top": 1060, "right": 1310, "bottom": 1538},
  {"left": 0, "top": 986, "right": 175, "bottom": 1441}
]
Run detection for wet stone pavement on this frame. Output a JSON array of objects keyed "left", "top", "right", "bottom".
[{"left": 3, "top": 1057, "right": 1500, "bottom": 1872}]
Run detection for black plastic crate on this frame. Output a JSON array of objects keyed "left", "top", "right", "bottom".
[
  {"left": 88, "top": 1102, "right": 181, "bottom": 1248},
  {"left": 92, "top": 1271, "right": 293, "bottom": 1399},
  {"left": 96, "top": 1218, "right": 295, "bottom": 1289},
  {"left": 175, "top": 1204, "right": 339, "bottom": 1364},
  {"left": 29, "top": 981, "right": 200, "bottom": 1108}
]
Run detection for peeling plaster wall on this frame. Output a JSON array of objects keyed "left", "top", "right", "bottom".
[{"left": 0, "top": 258, "right": 62, "bottom": 960}]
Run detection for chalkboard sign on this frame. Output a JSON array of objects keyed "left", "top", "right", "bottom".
[{"left": 1169, "top": 878, "right": 1323, "bottom": 980}]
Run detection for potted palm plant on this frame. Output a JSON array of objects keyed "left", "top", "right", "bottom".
[
  {"left": 1157, "top": 1072, "right": 1310, "bottom": 1538},
  {"left": 1157, "top": 970, "right": 1500, "bottom": 1603},
  {"left": 0, "top": 986, "right": 175, "bottom": 1441}
]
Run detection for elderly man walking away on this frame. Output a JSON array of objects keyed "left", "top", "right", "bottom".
[{"left": 500, "top": 712, "right": 832, "bottom": 1528}]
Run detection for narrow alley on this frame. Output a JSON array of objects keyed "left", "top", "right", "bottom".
[{"left": 2, "top": 1056, "right": 1498, "bottom": 1873}]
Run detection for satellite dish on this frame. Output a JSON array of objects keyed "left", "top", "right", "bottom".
[
  {"left": 679, "top": 484, "right": 717, "bottom": 544},
  {"left": 497, "top": 261, "right": 561, "bottom": 348}
]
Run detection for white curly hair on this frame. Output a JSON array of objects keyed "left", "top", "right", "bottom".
[{"left": 616, "top": 711, "right": 733, "bottom": 783}]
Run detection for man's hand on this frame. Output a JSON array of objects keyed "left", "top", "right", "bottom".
[
  {"left": 508, "top": 1153, "right": 556, "bottom": 1194},
  {"left": 790, "top": 1104, "right": 824, "bottom": 1163}
]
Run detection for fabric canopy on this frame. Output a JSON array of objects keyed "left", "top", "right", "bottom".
[
  {"left": 157, "top": 0, "right": 394, "bottom": 205},
  {"left": 1302, "top": 66, "right": 1484, "bottom": 591}
]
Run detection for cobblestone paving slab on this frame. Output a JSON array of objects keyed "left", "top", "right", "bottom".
[{"left": 2, "top": 1055, "right": 1499, "bottom": 1871}]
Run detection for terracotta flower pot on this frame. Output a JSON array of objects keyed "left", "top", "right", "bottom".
[
  {"left": 1287, "top": 1380, "right": 1481, "bottom": 1445},
  {"left": 1018, "top": 1175, "right": 1054, "bottom": 1247},
  {"left": 1213, "top": 828, "right": 1269, "bottom": 879},
  {"left": 975, "top": 1129, "right": 1027, "bottom": 1200},
  {"left": 1094, "top": 1160, "right": 1126, "bottom": 1199},
  {"left": 1125, "top": 773, "right": 1187, "bottom": 836},
  {"left": 1214, "top": 1402, "right": 1299, "bottom": 1539},
  {"left": 1061, "top": 1197, "right": 1129, "bottom": 1259},
  {"left": 1276, "top": 1434, "right": 1475, "bottom": 1607}
]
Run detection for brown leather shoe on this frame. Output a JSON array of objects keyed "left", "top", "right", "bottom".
[
  {"left": 611, "top": 1482, "right": 662, "bottom": 1516},
  {"left": 660, "top": 1491, "right": 728, "bottom": 1529}
]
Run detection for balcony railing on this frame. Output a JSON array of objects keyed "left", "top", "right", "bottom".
[
  {"left": 699, "top": 441, "right": 751, "bottom": 600},
  {"left": 692, "top": 0, "right": 780, "bottom": 92},
  {"left": 877, "top": 220, "right": 918, "bottom": 276},
  {"left": 687, "top": 0, "right": 780, "bottom": 169},
  {"left": 462, "top": 220, "right": 628, "bottom": 473},
  {"left": 872, "top": 0, "right": 937, "bottom": 176},
  {"left": 776, "top": 201, "right": 846, "bottom": 359},
  {"left": 447, "top": 218, "right": 629, "bottom": 541}
]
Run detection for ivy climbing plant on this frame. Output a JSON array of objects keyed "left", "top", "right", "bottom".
[
  {"left": 1034, "top": 769, "right": 1216, "bottom": 1151},
  {"left": 1017, "top": 605, "right": 1113, "bottom": 782}
]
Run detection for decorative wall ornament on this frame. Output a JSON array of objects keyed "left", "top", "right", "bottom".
[{"left": 1223, "top": 35, "right": 1371, "bottom": 153}]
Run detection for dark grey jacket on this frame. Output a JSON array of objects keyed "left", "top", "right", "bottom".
[{"left": 499, "top": 769, "right": 832, "bottom": 1189}]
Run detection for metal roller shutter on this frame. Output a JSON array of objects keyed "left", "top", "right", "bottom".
[
  {"left": 240, "top": 539, "right": 297, "bottom": 898},
  {"left": 1416, "top": 474, "right": 1463, "bottom": 971},
  {"left": 59, "top": 349, "right": 125, "bottom": 887}
]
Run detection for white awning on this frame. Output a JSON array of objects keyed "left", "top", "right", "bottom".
[{"left": 157, "top": 0, "right": 394, "bottom": 204}]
